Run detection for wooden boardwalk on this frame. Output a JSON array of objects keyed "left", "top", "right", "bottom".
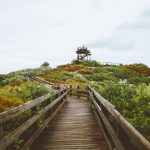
[{"left": 31, "top": 96, "right": 109, "bottom": 150}]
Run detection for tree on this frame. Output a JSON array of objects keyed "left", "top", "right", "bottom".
[
  {"left": 131, "top": 63, "right": 149, "bottom": 68},
  {"left": 41, "top": 62, "right": 49, "bottom": 68}
]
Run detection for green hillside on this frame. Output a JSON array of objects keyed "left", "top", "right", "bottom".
[
  {"left": 39, "top": 60, "right": 150, "bottom": 140},
  {"left": 0, "top": 60, "right": 150, "bottom": 140},
  {"left": 0, "top": 63, "right": 52, "bottom": 112}
]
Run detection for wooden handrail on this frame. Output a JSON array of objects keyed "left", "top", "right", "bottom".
[
  {"left": 0, "top": 88, "right": 67, "bottom": 150},
  {"left": 0, "top": 89, "right": 65, "bottom": 123},
  {"left": 1, "top": 75, "right": 149, "bottom": 150},
  {"left": 88, "top": 86, "right": 150, "bottom": 150},
  {"left": 27, "top": 76, "right": 150, "bottom": 149},
  {"left": 27, "top": 75, "right": 81, "bottom": 87}
]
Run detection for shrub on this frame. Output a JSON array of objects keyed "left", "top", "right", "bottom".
[
  {"left": 73, "top": 74, "right": 88, "bottom": 83},
  {"left": 95, "top": 67, "right": 108, "bottom": 73},
  {"left": 41, "top": 62, "right": 49, "bottom": 68},
  {"left": 125, "top": 64, "right": 150, "bottom": 76},
  {"left": 64, "top": 64, "right": 81, "bottom": 72},
  {"left": 113, "top": 67, "right": 135, "bottom": 80},
  {"left": 128, "top": 76, "right": 150, "bottom": 85},
  {"left": 0, "top": 81, "right": 51, "bottom": 103},
  {"left": 87, "top": 73, "right": 117, "bottom": 82},
  {"left": 94, "top": 82, "right": 150, "bottom": 140},
  {"left": 80, "top": 60, "right": 101, "bottom": 67},
  {"left": 0, "top": 94, "right": 24, "bottom": 112},
  {"left": 1, "top": 75, "right": 27, "bottom": 86},
  {"left": 72, "top": 60, "right": 101, "bottom": 67},
  {"left": 78, "top": 67, "right": 93, "bottom": 75}
]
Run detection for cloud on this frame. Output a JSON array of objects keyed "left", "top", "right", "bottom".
[
  {"left": 87, "top": 8, "right": 150, "bottom": 66},
  {"left": 1, "top": 0, "right": 150, "bottom": 73},
  {"left": 90, "top": 32, "right": 135, "bottom": 50},
  {"left": 119, "top": 9, "right": 150, "bottom": 29},
  {"left": 142, "top": 8, "right": 150, "bottom": 17},
  {"left": 89, "top": 8, "right": 150, "bottom": 51}
]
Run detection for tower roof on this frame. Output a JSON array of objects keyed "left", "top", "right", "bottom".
[{"left": 76, "top": 46, "right": 91, "bottom": 55}]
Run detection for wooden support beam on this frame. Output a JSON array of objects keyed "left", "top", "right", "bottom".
[
  {"left": 21, "top": 98, "right": 67, "bottom": 150},
  {"left": 89, "top": 87, "right": 150, "bottom": 150},
  {"left": 0, "top": 92, "right": 67, "bottom": 150},
  {"left": 70, "top": 85, "right": 72, "bottom": 96},
  {"left": 77, "top": 85, "right": 80, "bottom": 98},
  {"left": 0, "top": 124, "right": 3, "bottom": 140},
  {"left": 89, "top": 91, "right": 125, "bottom": 150}
]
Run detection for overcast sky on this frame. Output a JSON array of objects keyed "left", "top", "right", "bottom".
[{"left": 0, "top": 0, "right": 150, "bottom": 73}]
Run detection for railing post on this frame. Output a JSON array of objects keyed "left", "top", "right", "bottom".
[
  {"left": 77, "top": 85, "right": 80, "bottom": 98},
  {"left": 65, "top": 88, "right": 67, "bottom": 101},
  {"left": 87, "top": 86, "right": 90, "bottom": 100},
  {"left": 32, "top": 105, "right": 38, "bottom": 128},
  {"left": 50, "top": 97, "right": 53, "bottom": 116},
  {"left": 116, "top": 123, "right": 130, "bottom": 149},
  {"left": 64, "top": 87, "right": 67, "bottom": 102},
  {"left": 70, "top": 85, "right": 72, "bottom": 96},
  {"left": 0, "top": 123, "right": 4, "bottom": 140}
]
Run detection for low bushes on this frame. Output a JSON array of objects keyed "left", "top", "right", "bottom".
[
  {"left": 94, "top": 82, "right": 150, "bottom": 140},
  {"left": 0, "top": 76, "right": 51, "bottom": 112}
]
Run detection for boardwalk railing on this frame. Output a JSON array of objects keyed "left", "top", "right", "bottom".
[
  {"left": 88, "top": 86, "right": 150, "bottom": 150},
  {"left": 0, "top": 75, "right": 150, "bottom": 150},
  {"left": 27, "top": 75, "right": 88, "bottom": 97},
  {"left": 25, "top": 75, "right": 59, "bottom": 89},
  {"left": 100, "top": 62, "right": 123, "bottom": 66},
  {"left": 0, "top": 88, "right": 67, "bottom": 150},
  {"left": 67, "top": 84, "right": 88, "bottom": 98}
]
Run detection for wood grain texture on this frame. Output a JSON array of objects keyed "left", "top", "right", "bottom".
[
  {"left": 89, "top": 87, "right": 150, "bottom": 150},
  {"left": 31, "top": 96, "right": 109, "bottom": 150}
]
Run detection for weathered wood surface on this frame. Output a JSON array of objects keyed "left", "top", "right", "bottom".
[
  {"left": 22, "top": 99, "right": 67, "bottom": 150},
  {"left": 0, "top": 88, "right": 67, "bottom": 150},
  {"left": 89, "top": 87, "right": 150, "bottom": 150},
  {"left": 0, "top": 92, "right": 67, "bottom": 150},
  {"left": 89, "top": 91, "right": 125, "bottom": 150},
  {"left": 31, "top": 96, "right": 109, "bottom": 150}
]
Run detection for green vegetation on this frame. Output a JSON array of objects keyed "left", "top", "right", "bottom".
[
  {"left": 72, "top": 59, "right": 101, "bottom": 67},
  {"left": 9, "top": 62, "right": 51, "bottom": 76},
  {"left": 93, "top": 82, "right": 150, "bottom": 140},
  {"left": 41, "top": 61, "right": 50, "bottom": 68},
  {"left": 40, "top": 60, "right": 150, "bottom": 140},
  {"left": 0, "top": 75, "right": 51, "bottom": 112},
  {"left": 1, "top": 80, "right": 50, "bottom": 101},
  {"left": 0, "top": 60, "right": 150, "bottom": 141},
  {"left": 0, "top": 63, "right": 52, "bottom": 112}
]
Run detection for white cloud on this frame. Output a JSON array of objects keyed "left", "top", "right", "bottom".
[
  {"left": 0, "top": 0, "right": 150, "bottom": 73},
  {"left": 89, "top": 8, "right": 150, "bottom": 66}
]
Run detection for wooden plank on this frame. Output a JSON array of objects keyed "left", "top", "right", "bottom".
[
  {"left": 0, "top": 92, "right": 67, "bottom": 150},
  {"left": 93, "top": 109, "right": 113, "bottom": 150},
  {"left": 89, "top": 87, "right": 115, "bottom": 114},
  {"left": 21, "top": 98, "right": 67, "bottom": 150},
  {"left": 89, "top": 92, "right": 112, "bottom": 150},
  {"left": 89, "top": 87, "right": 150, "bottom": 150},
  {"left": 97, "top": 109, "right": 125, "bottom": 150},
  {"left": 112, "top": 109, "right": 150, "bottom": 150},
  {"left": 89, "top": 91, "right": 125, "bottom": 150},
  {"left": 0, "top": 124, "right": 3, "bottom": 140},
  {"left": 31, "top": 96, "right": 109, "bottom": 150},
  {"left": 0, "top": 89, "right": 65, "bottom": 123}
]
